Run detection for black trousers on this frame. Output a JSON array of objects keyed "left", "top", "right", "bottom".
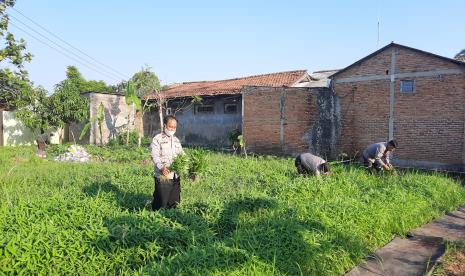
[
  {"left": 152, "top": 176, "right": 181, "bottom": 210},
  {"left": 363, "top": 156, "right": 382, "bottom": 173}
]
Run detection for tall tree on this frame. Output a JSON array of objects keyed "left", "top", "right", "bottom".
[
  {"left": 48, "top": 79, "right": 89, "bottom": 126},
  {"left": 131, "top": 66, "right": 161, "bottom": 97},
  {"left": 0, "top": 0, "right": 33, "bottom": 109},
  {"left": 15, "top": 76, "right": 89, "bottom": 143},
  {"left": 56, "top": 66, "right": 109, "bottom": 93}
]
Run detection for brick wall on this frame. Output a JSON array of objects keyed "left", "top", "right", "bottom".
[
  {"left": 243, "top": 87, "right": 284, "bottom": 154},
  {"left": 332, "top": 44, "right": 465, "bottom": 167},
  {"left": 243, "top": 86, "right": 339, "bottom": 158}
]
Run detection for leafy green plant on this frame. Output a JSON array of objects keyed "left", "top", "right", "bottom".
[
  {"left": 227, "top": 129, "right": 246, "bottom": 156},
  {"left": 169, "top": 153, "right": 189, "bottom": 178},
  {"left": 238, "top": 134, "right": 246, "bottom": 157},
  {"left": 120, "top": 130, "right": 139, "bottom": 147},
  {"left": 227, "top": 129, "right": 241, "bottom": 153},
  {"left": 188, "top": 148, "right": 208, "bottom": 181}
]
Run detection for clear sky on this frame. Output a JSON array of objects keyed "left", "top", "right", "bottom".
[{"left": 7, "top": 0, "right": 465, "bottom": 92}]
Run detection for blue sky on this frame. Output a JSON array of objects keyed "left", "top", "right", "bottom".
[{"left": 7, "top": 0, "right": 465, "bottom": 92}]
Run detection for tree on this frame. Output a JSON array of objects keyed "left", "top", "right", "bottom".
[
  {"left": 48, "top": 79, "right": 89, "bottom": 126},
  {"left": 108, "top": 80, "right": 127, "bottom": 95},
  {"left": 131, "top": 65, "right": 161, "bottom": 98},
  {"left": 129, "top": 66, "right": 163, "bottom": 146},
  {"left": 56, "top": 66, "right": 109, "bottom": 93},
  {"left": 0, "top": 0, "right": 33, "bottom": 109},
  {"left": 14, "top": 86, "right": 59, "bottom": 135},
  {"left": 130, "top": 66, "right": 164, "bottom": 134},
  {"left": 15, "top": 78, "right": 89, "bottom": 144}
]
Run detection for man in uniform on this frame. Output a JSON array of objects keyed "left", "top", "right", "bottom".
[
  {"left": 295, "top": 152, "right": 331, "bottom": 177},
  {"left": 362, "top": 139, "right": 398, "bottom": 173},
  {"left": 150, "top": 115, "right": 184, "bottom": 210}
]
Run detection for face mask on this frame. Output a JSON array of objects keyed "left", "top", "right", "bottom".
[{"left": 165, "top": 130, "right": 176, "bottom": 136}]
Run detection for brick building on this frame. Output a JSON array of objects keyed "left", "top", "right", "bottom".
[
  {"left": 243, "top": 43, "right": 465, "bottom": 171},
  {"left": 330, "top": 42, "right": 465, "bottom": 171},
  {"left": 144, "top": 70, "right": 312, "bottom": 147}
]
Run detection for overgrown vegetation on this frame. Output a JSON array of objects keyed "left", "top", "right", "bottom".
[
  {"left": 1, "top": 146, "right": 465, "bottom": 275},
  {"left": 433, "top": 241, "right": 465, "bottom": 276}
]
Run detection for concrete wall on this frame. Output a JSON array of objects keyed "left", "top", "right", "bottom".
[
  {"left": 1, "top": 110, "right": 63, "bottom": 146},
  {"left": 332, "top": 45, "right": 465, "bottom": 171},
  {"left": 69, "top": 92, "right": 138, "bottom": 145},
  {"left": 144, "top": 95, "right": 242, "bottom": 147},
  {"left": 242, "top": 86, "right": 340, "bottom": 159}
]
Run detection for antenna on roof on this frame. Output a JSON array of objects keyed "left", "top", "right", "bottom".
[{"left": 376, "top": 0, "right": 380, "bottom": 49}]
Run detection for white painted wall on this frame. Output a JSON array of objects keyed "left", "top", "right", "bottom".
[{"left": 1, "top": 111, "right": 63, "bottom": 146}]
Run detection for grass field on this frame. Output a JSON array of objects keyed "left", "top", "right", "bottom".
[{"left": 1, "top": 145, "right": 464, "bottom": 275}]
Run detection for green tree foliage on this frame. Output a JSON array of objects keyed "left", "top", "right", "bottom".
[
  {"left": 14, "top": 86, "right": 59, "bottom": 134},
  {"left": 15, "top": 75, "right": 89, "bottom": 136},
  {"left": 49, "top": 79, "right": 89, "bottom": 125},
  {"left": 131, "top": 65, "right": 161, "bottom": 97},
  {"left": 56, "top": 66, "right": 109, "bottom": 93},
  {"left": 0, "top": 0, "right": 33, "bottom": 109}
]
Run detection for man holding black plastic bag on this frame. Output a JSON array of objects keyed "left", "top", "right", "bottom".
[{"left": 150, "top": 115, "right": 184, "bottom": 210}]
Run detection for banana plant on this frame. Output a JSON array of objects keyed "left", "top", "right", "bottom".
[{"left": 79, "top": 102, "right": 105, "bottom": 145}]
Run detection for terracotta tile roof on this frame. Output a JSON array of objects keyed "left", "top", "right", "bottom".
[{"left": 145, "top": 70, "right": 308, "bottom": 99}]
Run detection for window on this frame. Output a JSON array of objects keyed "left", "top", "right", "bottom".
[
  {"left": 195, "top": 105, "right": 214, "bottom": 114},
  {"left": 224, "top": 103, "right": 238, "bottom": 114},
  {"left": 400, "top": 80, "right": 415, "bottom": 93}
]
